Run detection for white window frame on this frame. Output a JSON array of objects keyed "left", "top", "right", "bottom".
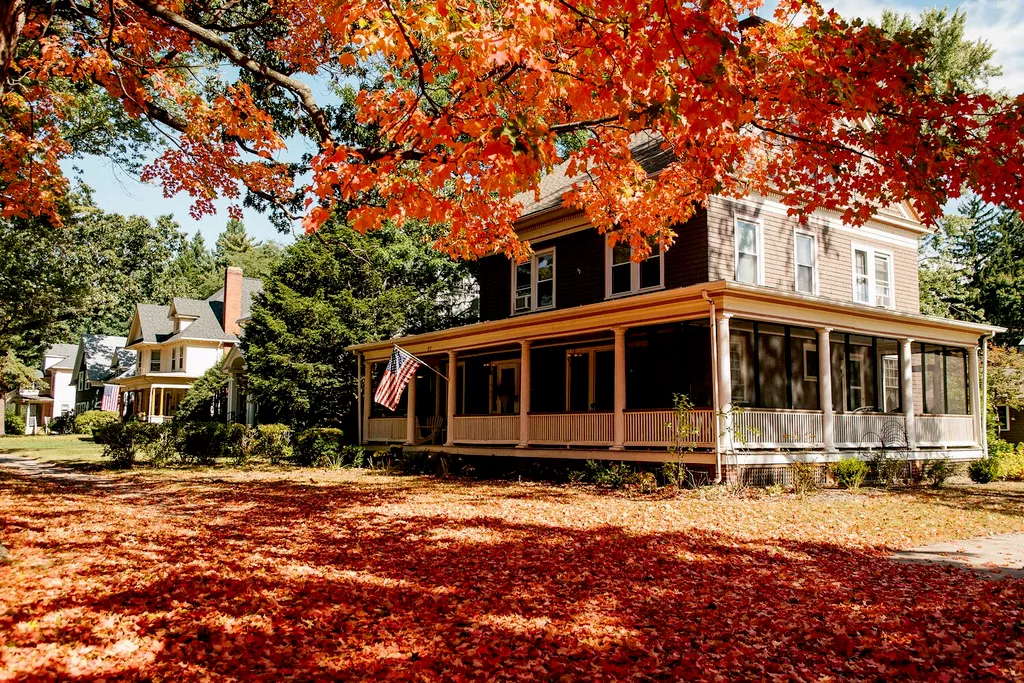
[
  {"left": 730, "top": 339, "right": 749, "bottom": 404},
  {"left": 998, "top": 405, "right": 1011, "bottom": 432},
  {"left": 793, "top": 229, "right": 818, "bottom": 295},
  {"left": 802, "top": 341, "right": 818, "bottom": 382},
  {"left": 733, "top": 216, "right": 765, "bottom": 286},
  {"left": 604, "top": 241, "right": 666, "bottom": 299},
  {"left": 510, "top": 247, "right": 556, "bottom": 314},
  {"left": 149, "top": 349, "right": 161, "bottom": 373},
  {"left": 170, "top": 347, "right": 177, "bottom": 371},
  {"left": 851, "top": 243, "right": 896, "bottom": 309}
]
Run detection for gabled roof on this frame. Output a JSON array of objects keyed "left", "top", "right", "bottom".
[
  {"left": 43, "top": 343, "right": 79, "bottom": 371},
  {"left": 513, "top": 132, "right": 672, "bottom": 219},
  {"left": 127, "top": 277, "right": 264, "bottom": 346},
  {"left": 73, "top": 335, "right": 129, "bottom": 382}
]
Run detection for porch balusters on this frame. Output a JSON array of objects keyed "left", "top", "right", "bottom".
[
  {"left": 968, "top": 345, "right": 981, "bottom": 448},
  {"left": 817, "top": 327, "right": 835, "bottom": 452},
  {"left": 404, "top": 368, "right": 417, "bottom": 446},
  {"left": 518, "top": 341, "right": 531, "bottom": 448},
  {"left": 715, "top": 313, "right": 733, "bottom": 453},
  {"left": 612, "top": 328, "right": 626, "bottom": 450},
  {"left": 899, "top": 338, "right": 916, "bottom": 448},
  {"left": 445, "top": 350, "right": 457, "bottom": 447}
]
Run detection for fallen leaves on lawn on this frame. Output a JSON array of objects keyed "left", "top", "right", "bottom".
[{"left": 1, "top": 470, "right": 1023, "bottom": 680}]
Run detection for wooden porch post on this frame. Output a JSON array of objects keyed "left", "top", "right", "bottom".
[
  {"left": 445, "top": 351, "right": 457, "bottom": 447},
  {"left": 817, "top": 328, "right": 835, "bottom": 452},
  {"left": 900, "top": 338, "right": 916, "bottom": 449},
  {"left": 363, "top": 361, "right": 373, "bottom": 445},
  {"left": 968, "top": 344, "right": 981, "bottom": 447},
  {"left": 405, "top": 370, "right": 417, "bottom": 446},
  {"left": 715, "top": 313, "right": 733, "bottom": 452},
  {"left": 612, "top": 328, "right": 626, "bottom": 450},
  {"left": 518, "top": 341, "right": 531, "bottom": 448}
]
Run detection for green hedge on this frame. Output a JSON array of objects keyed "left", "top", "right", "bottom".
[
  {"left": 74, "top": 410, "right": 119, "bottom": 435},
  {"left": 295, "top": 428, "right": 345, "bottom": 467}
]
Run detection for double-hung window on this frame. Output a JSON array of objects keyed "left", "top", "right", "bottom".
[
  {"left": 149, "top": 350, "right": 161, "bottom": 372},
  {"left": 852, "top": 245, "right": 894, "bottom": 308},
  {"left": 512, "top": 248, "right": 555, "bottom": 314},
  {"left": 170, "top": 347, "right": 178, "bottom": 371},
  {"left": 734, "top": 217, "right": 763, "bottom": 285},
  {"left": 998, "top": 406, "right": 1011, "bottom": 432},
  {"left": 794, "top": 230, "right": 817, "bottom": 294},
  {"left": 606, "top": 238, "right": 664, "bottom": 298}
]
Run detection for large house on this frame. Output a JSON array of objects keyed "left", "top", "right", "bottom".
[
  {"left": 71, "top": 335, "right": 136, "bottom": 413},
  {"left": 349, "top": 136, "right": 1000, "bottom": 481},
  {"left": 14, "top": 343, "right": 78, "bottom": 434},
  {"left": 116, "top": 267, "right": 262, "bottom": 422}
]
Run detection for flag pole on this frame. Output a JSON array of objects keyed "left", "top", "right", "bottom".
[{"left": 395, "top": 344, "right": 449, "bottom": 382}]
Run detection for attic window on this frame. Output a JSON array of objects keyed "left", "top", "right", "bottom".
[{"left": 175, "top": 317, "right": 193, "bottom": 333}]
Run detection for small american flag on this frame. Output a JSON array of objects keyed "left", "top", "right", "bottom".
[
  {"left": 100, "top": 384, "right": 120, "bottom": 412},
  {"left": 373, "top": 346, "right": 420, "bottom": 411}
]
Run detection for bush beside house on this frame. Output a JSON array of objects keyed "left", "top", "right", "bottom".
[
  {"left": 4, "top": 413, "right": 25, "bottom": 435},
  {"left": 74, "top": 410, "right": 119, "bottom": 435}
]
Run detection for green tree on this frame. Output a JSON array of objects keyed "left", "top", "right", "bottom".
[
  {"left": 156, "top": 232, "right": 217, "bottom": 301},
  {"left": 880, "top": 8, "right": 1002, "bottom": 94},
  {"left": 199, "top": 219, "right": 283, "bottom": 297},
  {"left": 242, "top": 219, "right": 477, "bottom": 429},
  {"left": 0, "top": 351, "right": 42, "bottom": 436},
  {"left": 175, "top": 365, "right": 229, "bottom": 422}
]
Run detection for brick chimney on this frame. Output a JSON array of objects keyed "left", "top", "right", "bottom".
[{"left": 223, "top": 266, "right": 244, "bottom": 337}]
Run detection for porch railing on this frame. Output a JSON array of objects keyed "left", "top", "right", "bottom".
[
  {"left": 834, "top": 413, "right": 906, "bottom": 448},
  {"left": 452, "top": 415, "right": 520, "bottom": 444},
  {"left": 366, "top": 417, "right": 405, "bottom": 442},
  {"left": 916, "top": 414, "right": 977, "bottom": 447},
  {"left": 529, "top": 412, "right": 613, "bottom": 446},
  {"left": 624, "top": 409, "right": 716, "bottom": 448},
  {"left": 735, "top": 409, "right": 823, "bottom": 449}
]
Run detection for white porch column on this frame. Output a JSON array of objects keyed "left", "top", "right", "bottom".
[
  {"left": 518, "top": 341, "right": 531, "bottom": 448},
  {"left": 404, "top": 370, "right": 417, "bottom": 446},
  {"left": 363, "top": 361, "right": 373, "bottom": 445},
  {"left": 245, "top": 397, "right": 256, "bottom": 425},
  {"left": 969, "top": 344, "right": 982, "bottom": 446},
  {"left": 900, "top": 338, "right": 916, "bottom": 449},
  {"left": 148, "top": 386, "right": 155, "bottom": 422},
  {"left": 715, "top": 313, "right": 733, "bottom": 452},
  {"left": 445, "top": 350, "right": 457, "bottom": 447},
  {"left": 612, "top": 328, "right": 627, "bottom": 450},
  {"left": 817, "top": 328, "right": 835, "bottom": 452}
]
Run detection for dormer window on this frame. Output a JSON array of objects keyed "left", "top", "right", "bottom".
[
  {"left": 174, "top": 317, "right": 194, "bottom": 333},
  {"left": 605, "top": 238, "right": 664, "bottom": 298}
]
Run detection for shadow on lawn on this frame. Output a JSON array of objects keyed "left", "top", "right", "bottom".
[{"left": 3, "top": 477, "right": 1024, "bottom": 681}]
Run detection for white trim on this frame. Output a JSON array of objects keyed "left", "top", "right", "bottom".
[
  {"left": 998, "top": 405, "right": 1011, "bottom": 432},
  {"left": 714, "top": 194, "right": 924, "bottom": 247},
  {"left": 733, "top": 215, "right": 764, "bottom": 286},
  {"left": 802, "top": 341, "right": 818, "bottom": 382},
  {"left": 850, "top": 243, "right": 896, "bottom": 310},
  {"left": 793, "top": 229, "right": 818, "bottom": 295},
  {"left": 510, "top": 247, "right": 557, "bottom": 315},
  {"left": 604, "top": 241, "right": 666, "bottom": 299}
]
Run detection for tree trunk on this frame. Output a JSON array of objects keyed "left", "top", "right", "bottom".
[
  {"left": 0, "top": 0, "right": 26, "bottom": 98},
  {"left": 0, "top": 395, "right": 7, "bottom": 436}
]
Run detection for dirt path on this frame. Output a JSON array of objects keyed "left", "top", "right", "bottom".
[{"left": 892, "top": 533, "right": 1024, "bottom": 579}]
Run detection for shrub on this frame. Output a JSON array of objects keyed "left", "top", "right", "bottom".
[
  {"left": 4, "top": 413, "right": 25, "bottom": 435},
  {"left": 969, "top": 457, "right": 1000, "bottom": 484},
  {"left": 831, "top": 457, "right": 869, "bottom": 490},
  {"left": 175, "top": 422, "right": 232, "bottom": 465},
  {"left": 629, "top": 470, "right": 659, "bottom": 494},
  {"left": 256, "top": 424, "right": 293, "bottom": 464},
  {"left": 295, "top": 428, "right": 345, "bottom": 467},
  {"left": 341, "top": 444, "right": 366, "bottom": 468},
  {"left": 869, "top": 450, "right": 907, "bottom": 488},
  {"left": 74, "top": 410, "right": 119, "bottom": 435},
  {"left": 583, "top": 460, "right": 633, "bottom": 488},
  {"left": 99, "top": 422, "right": 163, "bottom": 468},
  {"left": 791, "top": 461, "right": 818, "bottom": 495},
  {"left": 49, "top": 412, "right": 75, "bottom": 435},
  {"left": 923, "top": 457, "right": 959, "bottom": 488},
  {"left": 994, "top": 444, "right": 1024, "bottom": 481}
]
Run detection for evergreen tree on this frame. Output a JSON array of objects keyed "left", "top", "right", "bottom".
[
  {"left": 201, "top": 219, "right": 283, "bottom": 296},
  {"left": 242, "top": 219, "right": 477, "bottom": 430}
]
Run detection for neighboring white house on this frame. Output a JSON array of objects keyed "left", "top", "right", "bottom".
[
  {"left": 14, "top": 343, "right": 78, "bottom": 434},
  {"left": 116, "top": 267, "right": 262, "bottom": 422}
]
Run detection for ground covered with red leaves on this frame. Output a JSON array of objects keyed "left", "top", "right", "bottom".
[{"left": 3, "top": 468, "right": 1024, "bottom": 681}]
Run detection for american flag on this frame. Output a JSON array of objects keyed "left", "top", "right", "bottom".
[
  {"left": 373, "top": 346, "right": 420, "bottom": 411},
  {"left": 100, "top": 384, "right": 120, "bottom": 412}
]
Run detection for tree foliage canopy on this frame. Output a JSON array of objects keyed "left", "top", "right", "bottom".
[
  {"left": 242, "top": 219, "right": 476, "bottom": 428},
  {"left": 2, "top": 0, "right": 1023, "bottom": 258}
]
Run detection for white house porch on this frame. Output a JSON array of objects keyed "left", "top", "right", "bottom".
[{"left": 350, "top": 281, "right": 997, "bottom": 473}]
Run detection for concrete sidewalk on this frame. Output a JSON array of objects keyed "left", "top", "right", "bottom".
[{"left": 892, "top": 533, "right": 1024, "bottom": 579}]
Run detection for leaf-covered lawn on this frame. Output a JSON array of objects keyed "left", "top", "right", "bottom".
[{"left": 2, "top": 469, "right": 1024, "bottom": 680}]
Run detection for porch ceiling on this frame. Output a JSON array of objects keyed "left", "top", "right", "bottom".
[{"left": 350, "top": 281, "right": 1002, "bottom": 363}]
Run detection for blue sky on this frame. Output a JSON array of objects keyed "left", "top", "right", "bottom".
[{"left": 65, "top": 0, "right": 1024, "bottom": 246}]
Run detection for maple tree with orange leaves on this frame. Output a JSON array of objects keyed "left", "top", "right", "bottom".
[{"left": 1, "top": 0, "right": 1023, "bottom": 259}]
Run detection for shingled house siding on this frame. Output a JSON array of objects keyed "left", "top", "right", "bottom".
[
  {"left": 707, "top": 196, "right": 921, "bottom": 314},
  {"left": 664, "top": 209, "right": 710, "bottom": 289},
  {"left": 478, "top": 254, "right": 511, "bottom": 322}
]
